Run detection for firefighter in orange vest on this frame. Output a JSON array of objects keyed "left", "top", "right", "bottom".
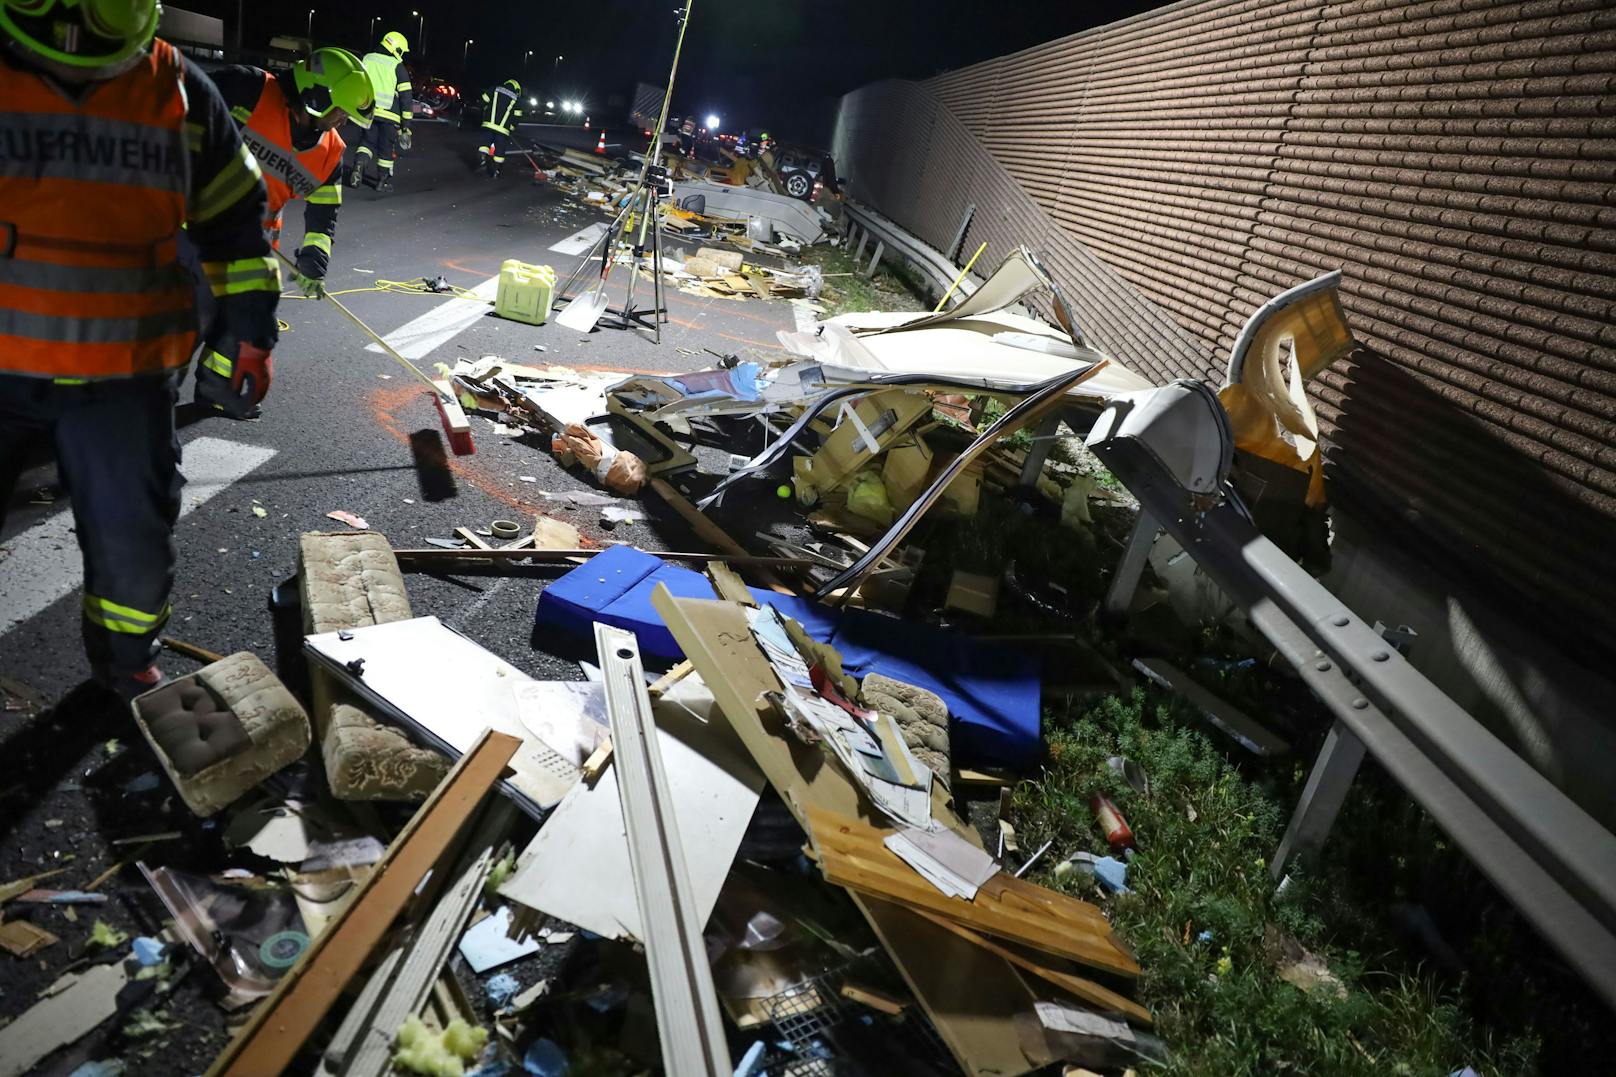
[
  {"left": 199, "top": 49, "right": 373, "bottom": 415},
  {"left": 0, "top": 0, "right": 279, "bottom": 699}
]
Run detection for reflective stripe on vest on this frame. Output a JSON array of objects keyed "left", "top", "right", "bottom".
[
  {"left": 362, "top": 53, "right": 400, "bottom": 112},
  {"left": 0, "top": 40, "right": 196, "bottom": 379},
  {"left": 483, "top": 87, "right": 517, "bottom": 134},
  {"left": 239, "top": 71, "right": 345, "bottom": 221}
]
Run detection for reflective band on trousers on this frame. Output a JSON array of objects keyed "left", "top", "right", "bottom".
[
  {"left": 201, "top": 350, "right": 233, "bottom": 377},
  {"left": 83, "top": 593, "right": 170, "bottom": 634}
]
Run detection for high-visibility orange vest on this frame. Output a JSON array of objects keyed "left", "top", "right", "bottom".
[
  {"left": 0, "top": 41, "right": 196, "bottom": 379},
  {"left": 237, "top": 71, "right": 345, "bottom": 246}
]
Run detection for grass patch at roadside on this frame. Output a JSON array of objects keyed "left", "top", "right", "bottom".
[
  {"left": 798, "top": 242, "right": 929, "bottom": 317},
  {"left": 1015, "top": 691, "right": 1543, "bottom": 1075}
]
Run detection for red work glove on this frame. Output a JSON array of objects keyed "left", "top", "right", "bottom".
[{"left": 232, "top": 342, "right": 273, "bottom": 407}]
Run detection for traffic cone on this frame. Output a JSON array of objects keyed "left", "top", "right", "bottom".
[{"left": 594, "top": 131, "right": 607, "bottom": 155}]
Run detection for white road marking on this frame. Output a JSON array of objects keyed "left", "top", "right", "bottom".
[
  {"left": 549, "top": 222, "right": 608, "bottom": 256},
  {"left": 364, "top": 277, "right": 498, "bottom": 361},
  {"left": 0, "top": 436, "right": 277, "bottom": 636}
]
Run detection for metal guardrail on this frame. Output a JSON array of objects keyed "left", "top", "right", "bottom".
[
  {"left": 839, "top": 199, "right": 978, "bottom": 301},
  {"left": 1091, "top": 431, "right": 1616, "bottom": 1012}
]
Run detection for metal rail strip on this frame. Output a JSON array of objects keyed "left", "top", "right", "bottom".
[
  {"left": 595, "top": 623, "right": 731, "bottom": 1075},
  {"left": 841, "top": 199, "right": 979, "bottom": 298},
  {"left": 1092, "top": 435, "right": 1616, "bottom": 1011}
]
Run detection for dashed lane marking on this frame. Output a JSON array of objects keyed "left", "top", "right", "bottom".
[
  {"left": 0, "top": 436, "right": 278, "bottom": 637},
  {"left": 364, "top": 276, "right": 499, "bottom": 361}
]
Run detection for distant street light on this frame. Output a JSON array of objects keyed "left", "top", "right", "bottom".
[
  {"left": 306, "top": 7, "right": 314, "bottom": 37},
  {"left": 463, "top": 38, "right": 473, "bottom": 63},
  {"left": 705, "top": 113, "right": 720, "bottom": 130},
  {"left": 552, "top": 54, "right": 562, "bottom": 84},
  {"left": 545, "top": 100, "right": 555, "bottom": 109},
  {"left": 411, "top": 9, "right": 425, "bottom": 54},
  {"left": 524, "top": 49, "right": 533, "bottom": 71}
]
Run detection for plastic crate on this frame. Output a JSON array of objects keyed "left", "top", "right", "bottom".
[{"left": 495, "top": 259, "right": 556, "bottom": 325}]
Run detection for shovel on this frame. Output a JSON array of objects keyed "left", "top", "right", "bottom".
[{"left": 555, "top": 220, "right": 619, "bottom": 332}]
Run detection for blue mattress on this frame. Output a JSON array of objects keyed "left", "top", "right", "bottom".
[{"left": 536, "top": 545, "right": 1042, "bottom": 768}]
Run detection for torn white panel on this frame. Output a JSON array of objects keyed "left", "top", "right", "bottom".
[
  {"left": 304, "top": 617, "right": 580, "bottom": 815},
  {"left": 549, "top": 222, "right": 610, "bottom": 256},
  {"left": 672, "top": 179, "right": 824, "bottom": 244},
  {"left": 0, "top": 962, "right": 128, "bottom": 1077},
  {"left": 496, "top": 675, "right": 763, "bottom": 941}
]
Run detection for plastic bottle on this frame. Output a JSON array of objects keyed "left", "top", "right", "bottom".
[{"left": 1090, "top": 791, "right": 1135, "bottom": 853}]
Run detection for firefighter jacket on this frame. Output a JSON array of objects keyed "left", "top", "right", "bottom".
[
  {"left": 211, "top": 66, "right": 344, "bottom": 276},
  {"left": 480, "top": 84, "right": 521, "bottom": 135},
  {"left": 0, "top": 42, "right": 276, "bottom": 380},
  {"left": 361, "top": 52, "right": 413, "bottom": 124}
]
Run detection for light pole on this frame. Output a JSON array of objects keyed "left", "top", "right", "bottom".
[
  {"left": 305, "top": 7, "right": 313, "bottom": 37},
  {"left": 552, "top": 54, "right": 562, "bottom": 87},
  {"left": 369, "top": 15, "right": 378, "bottom": 41},
  {"left": 462, "top": 38, "right": 473, "bottom": 64},
  {"left": 524, "top": 49, "right": 533, "bottom": 72},
  {"left": 412, "top": 10, "right": 425, "bottom": 55}
]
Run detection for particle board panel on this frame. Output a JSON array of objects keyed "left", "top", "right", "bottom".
[{"left": 653, "top": 587, "right": 1041, "bottom": 1077}]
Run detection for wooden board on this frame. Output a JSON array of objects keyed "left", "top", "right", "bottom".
[
  {"left": 207, "top": 731, "right": 520, "bottom": 1077},
  {"left": 911, "top": 909, "right": 1152, "bottom": 1026},
  {"left": 801, "top": 805, "right": 1137, "bottom": 979}
]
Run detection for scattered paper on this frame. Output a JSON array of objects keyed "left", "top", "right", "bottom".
[
  {"left": 884, "top": 826, "right": 999, "bottom": 900},
  {"left": 512, "top": 681, "right": 609, "bottom": 768},
  {"left": 1035, "top": 1002, "right": 1131, "bottom": 1040},
  {"left": 326, "top": 510, "right": 369, "bottom": 529},
  {"left": 251, "top": 505, "right": 267, "bottom": 518}
]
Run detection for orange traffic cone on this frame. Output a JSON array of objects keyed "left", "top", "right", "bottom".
[{"left": 594, "top": 131, "right": 607, "bottom": 155}]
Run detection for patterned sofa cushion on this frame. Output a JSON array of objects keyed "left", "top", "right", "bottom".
[
  {"left": 299, "top": 531, "right": 447, "bottom": 801},
  {"left": 132, "top": 652, "right": 310, "bottom": 817}
]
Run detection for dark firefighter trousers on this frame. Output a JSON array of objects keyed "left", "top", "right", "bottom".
[
  {"left": 355, "top": 117, "right": 399, "bottom": 179},
  {"left": 0, "top": 373, "right": 181, "bottom": 677}
]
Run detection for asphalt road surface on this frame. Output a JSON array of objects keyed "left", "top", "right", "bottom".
[{"left": 0, "top": 121, "right": 806, "bottom": 1074}]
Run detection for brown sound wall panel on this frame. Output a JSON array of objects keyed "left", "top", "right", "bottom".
[{"left": 831, "top": 0, "right": 1616, "bottom": 658}]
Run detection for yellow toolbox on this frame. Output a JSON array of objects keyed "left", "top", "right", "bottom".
[{"left": 495, "top": 259, "right": 556, "bottom": 325}]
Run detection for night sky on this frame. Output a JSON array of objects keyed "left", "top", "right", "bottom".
[{"left": 171, "top": 1, "right": 1166, "bottom": 141}]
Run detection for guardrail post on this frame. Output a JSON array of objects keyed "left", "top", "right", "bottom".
[
  {"left": 853, "top": 230, "right": 869, "bottom": 263},
  {"left": 1103, "top": 509, "right": 1158, "bottom": 620},
  {"left": 864, "top": 240, "right": 885, "bottom": 278},
  {"left": 1271, "top": 721, "right": 1366, "bottom": 878}
]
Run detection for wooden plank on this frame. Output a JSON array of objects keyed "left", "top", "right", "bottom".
[
  {"left": 911, "top": 909, "right": 1152, "bottom": 1027},
  {"left": 207, "top": 730, "right": 520, "bottom": 1077},
  {"left": 452, "top": 527, "right": 492, "bottom": 551},
  {"left": 803, "top": 808, "right": 1137, "bottom": 978},
  {"left": 648, "top": 478, "right": 792, "bottom": 594}
]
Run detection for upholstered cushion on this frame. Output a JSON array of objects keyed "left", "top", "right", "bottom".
[
  {"left": 132, "top": 652, "right": 311, "bottom": 817},
  {"left": 141, "top": 680, "right": 251, "bottom": 777},
  {"left": 298, "top": 530, "right": 448, "bottom": 801}
]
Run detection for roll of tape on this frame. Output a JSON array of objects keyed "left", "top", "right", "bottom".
[
  {"left": 490, "top": 520, "right": 521, "bottom": 539},
  {"left": 260, "top": 930, "right": 310, "bottom": 969}
]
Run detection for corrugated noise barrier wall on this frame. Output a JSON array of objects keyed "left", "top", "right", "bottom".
[{"left": 833, "top": 0, "right": 1616, "bottom": 662}]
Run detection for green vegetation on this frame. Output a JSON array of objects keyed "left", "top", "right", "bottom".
[
  {"left": 908, "top": 480, "right": 1608, "bottom": 1073},
  {"left": 1015, "top": 690, "right": 1547, "bottom": 1075},
  {"left": 799, "top": 243, "right": 929, "bottom": 317}
]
